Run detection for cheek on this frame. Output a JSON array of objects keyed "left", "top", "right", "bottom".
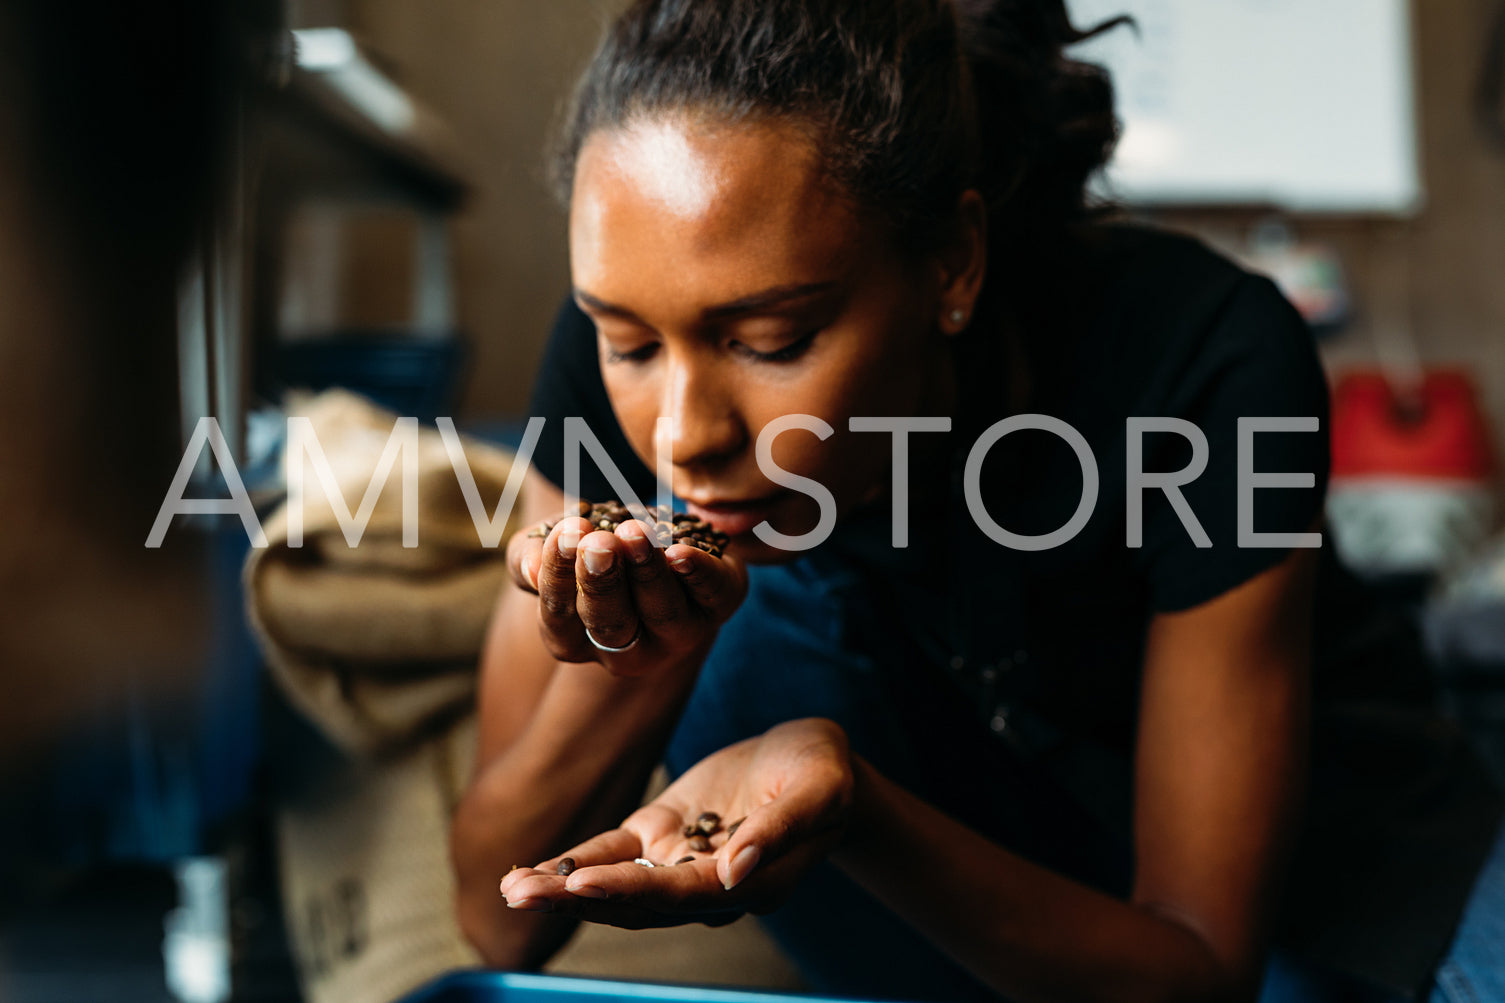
[
  {"left": 824, "top": 327, "right": 937, "bottom": 430},
  {"left": 601, "top": 371, "right": 666, "bottom": 465},
  {"left": 759, "top": 357, "right": 927, "bottom": 485}
]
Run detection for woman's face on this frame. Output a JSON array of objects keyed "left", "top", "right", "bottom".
[{"left": 569, "top": 115, "right": 957, "bottom": 563}]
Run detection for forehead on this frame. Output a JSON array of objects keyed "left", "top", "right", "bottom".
[{"left": 570, "top": 115, "right": 866, "bottom": 310}]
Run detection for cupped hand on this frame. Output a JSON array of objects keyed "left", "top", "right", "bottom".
[
  {"left": 505, "top": 510, "right": 747, "bottom": 676},
  {"left": 498, "top": 719, "right": 855, "bottom": 928}
]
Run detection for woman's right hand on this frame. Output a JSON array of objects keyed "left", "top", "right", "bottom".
[{"left": 505, "top": 510, "right": 747, "bottom": 676}]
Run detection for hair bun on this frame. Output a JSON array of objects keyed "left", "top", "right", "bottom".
[{"left": 952, "top": 0, "right": 1128, "bottom": 236}]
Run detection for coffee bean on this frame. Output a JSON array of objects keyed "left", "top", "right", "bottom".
[
  {"left": 695, "top": 812, "right": 722, "bottom": 835},
  {"left": 668, "top": 513, "right": 729, "bottom": 557},
  {"left": 688, "top": 834, "right": 711, "bottom": 852},
  {"left": 556, "top": 858, "right": 576, "bottom": 876},
  {"left": 675, "top": 856, "right": 696, "bottom": 865},
  {"left": 728, "top": 817, "right": 744, "bottom": 836},
  {"left": 533, "top": 502, "right": 728, "bottom": 557}
]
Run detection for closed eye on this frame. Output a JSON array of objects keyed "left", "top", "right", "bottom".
[
  {"left": 733, "top": 330, "right": 820, "bottom": 364},
  {"left": 603, "top": 342, "right": 660, "bottom": 365}
]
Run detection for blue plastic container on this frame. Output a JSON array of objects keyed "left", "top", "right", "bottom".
[{"left": 399, "top": 971, "right": 880, "bottom": 1003}]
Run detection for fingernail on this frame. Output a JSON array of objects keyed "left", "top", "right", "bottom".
[
  {"left": 527, "top": 557, "right": 540, "bottom": 591},
  {"left": 582, "top": 546, "right": 614, "bottom": 576},
  {"left": 619, "top": 527, "right": 653, "bottom": 564},
  {"left": 566, "top": 881, "right": 609, "bottom": 899},
  {"left": 668, "top": 555, "right": 692, "bottom": 574},
  {"left": 507, "top": 897, "right": 552, "bottom": 912},
  {"left": 557, "top": 529, "right": 581, "bottom": 560},
  {"left": 725, "top": 845, "right": 760, "bottom": 890}
]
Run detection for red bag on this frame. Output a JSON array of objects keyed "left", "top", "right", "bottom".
[{"left": 1328, "top": 369, "right": 1497, "bottom": 575}]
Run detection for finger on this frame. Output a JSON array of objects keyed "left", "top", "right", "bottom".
[
  {"left": 664, "top": 545, "right": 747, "bottom": 624},
  {"left": 536, "top": 517, "right": 592, "bottom": 659},
  {"left": 506, "top": 526, "right": 547, "bottom": 594},
  {"left": 563, "top": 855, "right": 734, "bottom": 914},
  {"left": 541, "top": 828, "right": 645, "bottom": 878},
  {"left": 505, "top": 861, "right": 734, "bottom": 929},
  {"left": 539, "top": 847, "right": 816, "bottom": 920},
  {"left": 499, "top": 866, "right": 547, "bottom": 901},
  {"left": 615, "top": 520, "right": 694, "bottom": 636},
  {"left": 500, "top": 826, "right": 645, "bottom": 901},
  {"left": 723, "top": 844, "right": 836, "bottom": 916},
  {"left": 716, "top": 765, "right": 849, "bottom": 892},
  {"left": 501, "top": 871, "right": 573, "bottom": 910},
  {"left": 574, "top": 530, "right": 640, "bottom": 650}
]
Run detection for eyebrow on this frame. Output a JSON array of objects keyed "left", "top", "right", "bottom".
[{"left": 573, "top": 281, "right": 837, "bottom": 325}]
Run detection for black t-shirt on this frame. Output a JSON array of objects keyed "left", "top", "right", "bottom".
[{"left": 526, "top": 224, "right": 1502, "bottom": 997}]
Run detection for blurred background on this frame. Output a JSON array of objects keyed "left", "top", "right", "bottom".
[{"left": 3, "top": 1, "right": 1505, "bottom": 1002}]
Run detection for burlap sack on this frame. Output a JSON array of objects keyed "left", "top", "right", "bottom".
[{"left": 243, "top": 390, "right": 522, "bottom": 1003}]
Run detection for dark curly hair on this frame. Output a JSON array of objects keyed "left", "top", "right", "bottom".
[{"left": 553, "top": 0, "right": 1128, "bottom": 259}]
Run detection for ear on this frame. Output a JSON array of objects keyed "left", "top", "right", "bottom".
[{"left": 934, "top": 189, "right": 987, "bottom": 336}]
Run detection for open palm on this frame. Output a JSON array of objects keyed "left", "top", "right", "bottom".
[{"left": 499, "top": 719, "right": 855, "bottom": 929}]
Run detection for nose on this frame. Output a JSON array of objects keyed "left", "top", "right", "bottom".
[{"left": 660, "top": 350, "right": 747, "bottom": 471}]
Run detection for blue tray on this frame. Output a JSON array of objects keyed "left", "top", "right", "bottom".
[{"left": 399, "top": 971, "right": 879, "bottom": 1003}]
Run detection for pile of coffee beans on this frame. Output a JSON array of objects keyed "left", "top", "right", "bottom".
[{"left": 529, "top": 501, "right": 730, "bottom": 558}]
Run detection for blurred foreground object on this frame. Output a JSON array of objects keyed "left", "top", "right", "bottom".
[
  {"left": 0, "top": 0, "right": 273, "bottom": 761},
  {"left": 0, "top": 1, "right": 276, "bottom": 998},
  {"left": 245, "top": 390, "right": 518, "bottom": 1002},
  {"left": 1327, "top": 370, "right": 1497, "bottom": 581}
]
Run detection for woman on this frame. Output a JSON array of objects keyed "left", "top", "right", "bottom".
[{"left": 452, "top": 2, "right": 1505, "bottom": 1000}]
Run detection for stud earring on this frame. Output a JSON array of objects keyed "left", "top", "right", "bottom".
[{"left": 950, "top": 309, "right": 968, "bottom": 327}]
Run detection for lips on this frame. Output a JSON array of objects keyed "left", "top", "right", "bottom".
[{"left": 682, "top": 494, "right": 785, "bottom": 538}]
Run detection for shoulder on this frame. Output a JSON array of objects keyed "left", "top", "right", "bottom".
[
  {"left": 1080, "top": 222, "right": 1243, "bottom": 283},
  {"left": 1077, "top": 223, "right": 1293, "bottom": 353},
  {"left": 1021, "top": 223, "right": 1317, "bottom": 420}
]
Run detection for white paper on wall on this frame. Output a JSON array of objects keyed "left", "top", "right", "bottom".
[{"left": 1065, "top": 0, "right": 1421, "bottom": 214}]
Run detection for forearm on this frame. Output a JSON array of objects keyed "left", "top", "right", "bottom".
[
  {"left": 833, "top": 757, "right": 1255, "bottom": 1003},
  {"left": 452, "top": 651, "right": 703, "bottom": 966}
]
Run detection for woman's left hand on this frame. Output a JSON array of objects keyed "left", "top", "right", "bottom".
[{"left": 499, "top": 718, "right": 855, "bottom": 928}]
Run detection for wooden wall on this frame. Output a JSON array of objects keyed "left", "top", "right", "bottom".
[{"left": 344, "top": 0, "right": 606, "bottom": 417}]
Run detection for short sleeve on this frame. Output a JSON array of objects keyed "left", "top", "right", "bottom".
[
  {"left": 1134, "top": 275, "right": 1332, "bottom": 612},
  {"left": 526, "top": 297, "right": 656, "bottom": 501}
]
